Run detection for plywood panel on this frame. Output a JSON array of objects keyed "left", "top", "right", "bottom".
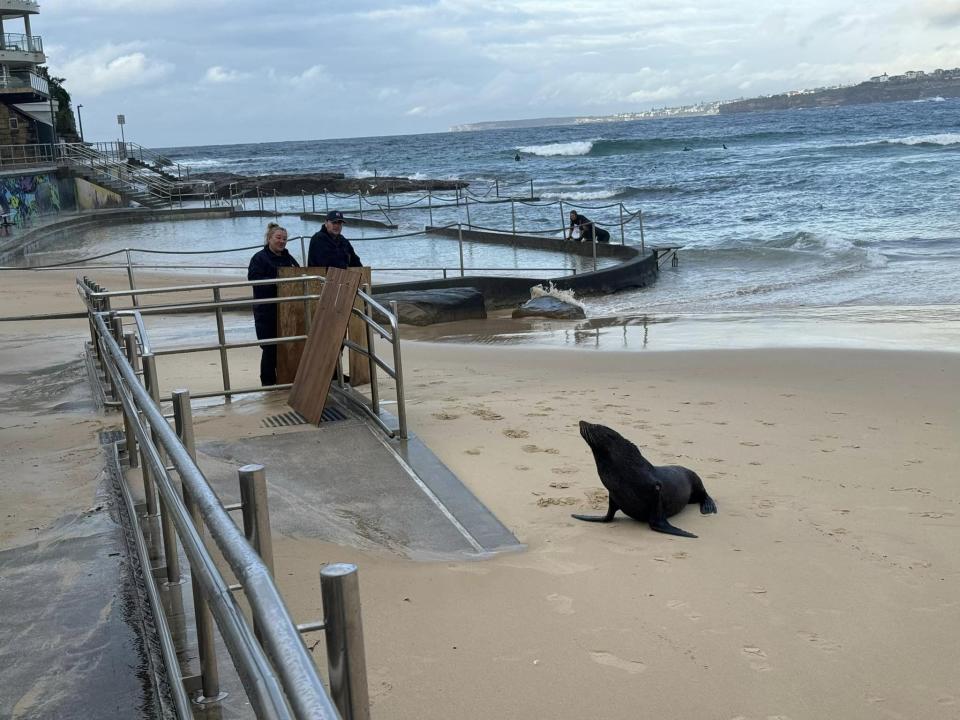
[
  {"left": 288, "top": 267, "right": 363, "bottom": 424},
  {"left": 277, "top": 266, "right": 372, "bottom": 385}
]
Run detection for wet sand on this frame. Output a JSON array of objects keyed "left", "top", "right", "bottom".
[{"left": 2, "top": 268, "right": 959, "bottom": 719}]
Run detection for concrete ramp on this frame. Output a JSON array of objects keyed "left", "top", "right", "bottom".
[{"left": 197, "top": 403, "right": 522, "bottom": 560}]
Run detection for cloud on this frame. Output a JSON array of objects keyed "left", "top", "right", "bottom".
[
  {"left": 204, "top": 65, "right": 250, "bottom": 83},
  {"left": 49, "top": 43, "right": 173, "bottom": 96}
]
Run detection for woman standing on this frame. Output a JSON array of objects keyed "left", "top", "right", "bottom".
[{"left": 247, "top": 223, "right": 299, "bottom": 386}]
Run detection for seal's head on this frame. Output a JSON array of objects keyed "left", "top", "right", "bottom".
[{"left": 579, "top": 420, "right": 649, "bottom": 473}]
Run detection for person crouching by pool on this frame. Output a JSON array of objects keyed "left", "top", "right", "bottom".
[
  {"left": 248, "top": 222, "right": 300, "bottom": 386},
  {"left": 567, "top": 210, "right": 611, "bottom": 243},
  {"left": 308, "top": 210, "right": 363, "bottom": 268}
]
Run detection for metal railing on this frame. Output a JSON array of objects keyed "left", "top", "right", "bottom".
[
  {"left": 78, "top": 274, "right": 409, "bottom": 440},
  {"left": 81, "top": 278, "right": 375, "bottom": 719},
  {"left": 0, "top": 142, "right": 55, "bottom": 168},
  {"left": 0, "top": 68, "right": 48, "bottom": 94},
  {"left": 0, "top": 32, "right": 43, "bottom": 53}
]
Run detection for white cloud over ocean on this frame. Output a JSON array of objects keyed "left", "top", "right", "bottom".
[{"left": 39, "top": 0, "right": 960, "bottom": 145}]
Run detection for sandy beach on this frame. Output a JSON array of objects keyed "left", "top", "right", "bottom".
[{"left": 2, "top": 268, "right": 959, "bottom": 719}]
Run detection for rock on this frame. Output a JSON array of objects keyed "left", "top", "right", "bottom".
[
  {"left": 512, "top": 295, "right": 586, "bottom": 320},
  {"left": 188, "top": 172, "right": 466, "bottom": 198},
  {"left": 372, "top": 288, "right": 487, "bottom": 326}
]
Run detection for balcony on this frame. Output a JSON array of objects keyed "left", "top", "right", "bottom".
[
  {"left": 0, "top": 0, "right": 40, "bottom": 14},
  {"left": 0, "top": 32, "right": 44, "bottom": 63},
  {"left": 0, "top": 69, "right": 48, "bottom": 97}
]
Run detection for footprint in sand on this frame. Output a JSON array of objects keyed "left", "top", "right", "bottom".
[
  {"left": 589, "top": 651, "right": 647, "bottom": 674},
  {"left": 431, "top": 410, "right": 461, "bottom": 420},
  {"left": 522, "top": 444, "right": 560, "bottom": 454},
  {"left": 515, "top": 464, "right": 530, "bottom": 471},
  {"left": 503, "top": 428, "right": 529, "bottom": 439},
  {"left": 739, "top": 441, "right": 760, "bottom": 447},
  {"left": 549, "top": 481, "right": 570, "bottom": 489},
  {"left": 537, "top": 496, "right": 578, "bottom": 507},
  {"left": 464, "top": 448, "right": 482, "bottom": 455},
  {"left": 797, "top": 630, "right": 842, "bottom": 653},
  {"left": 471, "top": 408, "right": 503, "bottom": 421},
  {"left": 524, "top": 412, "right": 549, "bottom": 417},
  {"left": 546, "top": 593, "right": 575, "bottom": 615},
  {"left": 741, "top": 646, "right": 770, "bottom": 671},
  {"left": 551, "top": 465, "right": 579, "bottom": 475}
]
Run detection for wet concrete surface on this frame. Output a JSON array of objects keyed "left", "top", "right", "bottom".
[{"left": 0, "top": 481, "right": 166, "bottom": 720}]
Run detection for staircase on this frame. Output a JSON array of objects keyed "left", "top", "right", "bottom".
[{"left": 57, "top": 143, "right": 189, "bottom": 209}]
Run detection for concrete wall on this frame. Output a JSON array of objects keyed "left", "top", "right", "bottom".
[
  {"left": 375, "top": 227, "right": 658, "bottom": 309},
  {"left": 75, "top": 177, "right": 122, "bottom": 211},
  {"left": 0, "top": 169, "right": 76, "bottom": 228}
]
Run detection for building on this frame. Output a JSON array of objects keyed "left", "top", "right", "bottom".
[{"left": 0, "top": 0, "right": 51, "bottom": 146}]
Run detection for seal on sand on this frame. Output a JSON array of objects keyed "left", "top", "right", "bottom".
[{"left": 572, "top": 421, "right": 717, "bottom": 538}]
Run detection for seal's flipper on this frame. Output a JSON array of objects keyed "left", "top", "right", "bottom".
[
  {"left": 651, "top": 484, "right": 698, "bottom": 537},
  {"left": 649, "top": 517, "right": 698, "bottom": 538},
  {"left": 700, "top": 494, "right": 717, "bottom": 514},
  {"left": 572, "top": 498, "right": 618, "bottom": 523}
]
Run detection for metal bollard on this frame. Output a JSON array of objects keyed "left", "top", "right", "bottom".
[
  {"left": 121, "top": 332, "right": 139, "bottom": 468},
  {"left": 427, "top": 189, "right": 434, "bottom": 226},
  {"left": 144, "top": 353, "right": 180, "bottom": 584},
  {"left": 239, "top": 464, "right": 274, "bottom": 575},
  {"left": 638, "top": 209, "right": 646, "bottom": 254},
  {"left": 172, "top": 389, "right": 225, "bottom": 704},
  {"left": 619, "top": 203, "right": 625, "bottom": 245},
  {"left": 457, "top": 224, "right": 465, "bottom": 277},
  {"left": 464, "top": 194, "right": 471, "bottom": 229},
  {"left": 321, "top": 563, "right": 370, "bottom": 720},
  {"left": 559, "top": 200, "right": 566, "bottom": 240}
]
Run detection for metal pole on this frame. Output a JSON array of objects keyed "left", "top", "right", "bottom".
[
  {"left": 273, "top": 190, "right": 278, "bottom": 215},
  {"left": 592, "top": 231, "right": 598, "bottom": 272},
  {"left": 321, "top": 563, "right": 370, "bottom": 720},
  {"left": 137, "top": 351, "right": 158, "bottom": 517},
  {"left": 511, "top": 199, "right": 516, "bottom": 236},
  {"left": 427, "top": 190, "right": 433, "bottom": 227},
  {"left": 464, "top": 194, "right": 471, "bottom": 229},
  {"left": 212, "top": 288, "right": 231, "bottom": 397},
  {"left": 144, "top": 353, "right": 181, "bottom": 585},
  {"left": 457, "top": 223, "right": 465, "bottom": 277},
  {"left": 125, "top": 249, "right": 140, "bottom": 308},
  {"left": 324, "top": 190, "right": 329, "bottom": 213},
  {"left": 301, "top": 190, "right": 306, "bottom": 213},
  {"left": 357, "top": 192, "right": 363, "bottom": 221},
  {"left": 639, "top": 209, "right": 646, "bottom": 254},
  {"left": 385, "top": 183, "right": 390, "bottom": 211},
  {"left": 239, "top": 464, "right": 274, "bottom": 577},
  {"left": 311, "top": 193, "right": 316, "bottom": 213},
  {"left": 172, "top": 389, "right": 225, "bottom": 704},
  {"left": 530, "top": 179, "right": 534, "bottom": 199},
  {"left": 123, "top": 333, "right": 140, "bottom": 469},
  {"left": 559, "top": 200, "right": 566, "bottom": 240},
  {"left": 495, "top": 179, "right": 499, "bottom": 198},
  {"left": 619, "top": 203, "right": 625, "bottom": 245},
  {"left": 389, "top": 300, "right": 407, "bottom": 440},
  {"left": 362, "top": 287, "right": 379, "bottom": 416},
  {"left": 299, "top": 236, "right": 307, "bottom": 266}
]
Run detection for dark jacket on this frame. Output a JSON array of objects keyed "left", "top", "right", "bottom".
[
  {"left": 247, "top": 247, "right": 300, "bottom": 339},
  {"left": 307, "top": 226, "right": 362, "bottom": 269}
]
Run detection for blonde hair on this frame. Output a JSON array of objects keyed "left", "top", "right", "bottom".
[{"left": 264, "top": 222, "right": 287, "bottom": 246}]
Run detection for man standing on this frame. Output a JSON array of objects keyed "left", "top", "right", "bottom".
[{"left": 307, "top": 210, "right": 363, "bottom": 268}]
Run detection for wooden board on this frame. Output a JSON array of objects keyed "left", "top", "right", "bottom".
[
  {"left": 288, "top": 267, "right": 363, "bottom": 424},
  {"left": 276, "top": 266, "right": 372, "bottom": 385}
]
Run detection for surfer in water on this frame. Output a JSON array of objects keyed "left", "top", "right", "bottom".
[{"left": 515, "top": 151, "right": 521, "bottom": 161}]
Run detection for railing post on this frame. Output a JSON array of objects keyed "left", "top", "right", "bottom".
[
  {"left": 311, "top": 192, "right": 316, "bottom": 213},
  {"left": 273, "top": 190, "right": 278, "bottom": 215},
  {"left": 427, "top": 189, "right": 434, "bottom": 227},
  {"left": 239, "top": 464, "right": 274, "bottom": 577},
  {"left": 389, "top": 300, "right": 407, "bottom": 440},
  {"left": 172, "top": 389, "right": 225, "bottom": 704},
  {"left": 122, "top": 332, "right": 140, "bottom": 469},
  {"left": 592, "top": 232, "right": 598, "bottom": 272},
  {"left": 212, "top": 288, "right": 231, "bottom": 399},
  {"left": 530, "top": 179, "right": 534, "bottom": 199},
  {"left": 457, "top": 223, "right": 465, "bottom": 277},
  {"left": 301, "top": 189, "right": 306, "bottom": 213},
  {"left": 144, "top": 353, "right": 181, "bottom": 585},
  {"left": 125, "top": 248, "right": 140, "bottom": 308},
  {"left": 357, "top": 191, "right": 363, "bottom": 220},
  {"left": 619, "top": 203, "right": 625, "bottom": 245},
  {"left": 639, "top": 209, "right": 646, "bottom": 254},
  {"left": 321, "top": 563, "right": 370, "bottom": 720},
  {"left": 559, "top": 200, "right": 565, "bottom": 239},
  {"left": 511, "top": 199, "right": 516, "bottom": 236},
  {"left": 299, "top": 236, "right": 307, "bottom": 266},
  {"left": 495, "top": 179, "right": 499, "bottom": 198},
  {"left": 324, "top": 189, "right": 329, "bottom": 213},
  {"left": 464, "top": 194, "right": 471, "bottom": 229},
  {"left": 362, "top": 286, "right": 380, "bottom": 417}
]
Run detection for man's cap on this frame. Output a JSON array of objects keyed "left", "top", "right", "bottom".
[{"left": 326, "top": 210, "right": 345, "bottom": 222}]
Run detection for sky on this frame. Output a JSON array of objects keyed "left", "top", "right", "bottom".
[{"left": 36, "top": 0, "right": 960, "bottom": 147}]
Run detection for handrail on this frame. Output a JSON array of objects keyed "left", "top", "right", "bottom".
[{"left": 93, "top": 312, "right": 340, "bottom": 719}]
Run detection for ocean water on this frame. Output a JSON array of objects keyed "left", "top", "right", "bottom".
[{"left": 154, "top": 99, "right": 960, "bottom": 349}]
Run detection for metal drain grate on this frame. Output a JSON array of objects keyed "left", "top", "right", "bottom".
[{"left": 261, "top": 407, "right": 348, "bottom": 428}]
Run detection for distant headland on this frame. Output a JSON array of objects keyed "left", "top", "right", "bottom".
[{"left": 451, "top": 66, "right": 960, "bottom": 131}]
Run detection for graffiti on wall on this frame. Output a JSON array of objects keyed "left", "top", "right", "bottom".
[
  {"left": 0, "top": 173, "right": 76, "bottom": 226},
  {"left": 75, "top": 177, "right": 122, "bottom": 211}
]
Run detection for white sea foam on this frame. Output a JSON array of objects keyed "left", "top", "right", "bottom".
[
  {"left": 180, "top": 158, "right": 224, "bottom": 168},
  {"left": 530, "top": 281, "right": 585, "bottom": 310},
  {"left": 891, "top": 133, "right": 960, "bottom": 146},
  {"left": 517, "top": 140, "right": 595, "bottom": 157},
  {"left": 913, "top": 96, "right": 945, "bottom": 102},
  {"left": 540, "top": 189, "right": 619, "bottom": 201}
]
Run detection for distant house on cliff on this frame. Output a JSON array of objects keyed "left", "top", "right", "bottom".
[
  {"left": 0, "top": 0, "right": 53, "bottom": 148},
  {"left": 869, "top": 73, "right": 889, "bottom": 83}
]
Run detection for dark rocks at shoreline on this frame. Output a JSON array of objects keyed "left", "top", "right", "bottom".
[{"left": 187, "top": 172, "right": 467, "bottom": 198}]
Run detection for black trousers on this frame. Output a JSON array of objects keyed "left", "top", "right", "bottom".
[{"left": 260, "top": 344, "right": 277, "bottom": 386}]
